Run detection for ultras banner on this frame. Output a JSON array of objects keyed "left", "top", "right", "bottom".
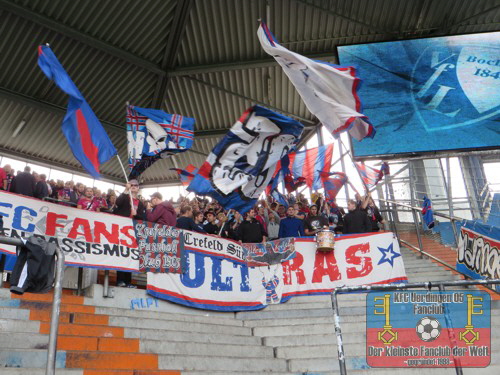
[
  {"left": 457, "top": 221, "right": 500, "bottom": 292},
  {"left": 148, "top": 232, "right": 408, "bottom": 311},
  {"left": 0, "top": 191, "right": 140, "bottom": 271},
  {"left": 0, "top": 191, "right": 247, "bottom": 272}
]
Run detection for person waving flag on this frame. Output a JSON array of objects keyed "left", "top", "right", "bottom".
[{"left": 37, "top": 45, "right": 116, "bottom": 178}]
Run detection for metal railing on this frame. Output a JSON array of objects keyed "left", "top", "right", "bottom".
[
  {"left": 331, "top": 279, "right": 500, "bottom": 375},
  {"left": 378, "top": 198, "right": 500, "bottom": 294},
  {"left": 0, "top": 236, "right": 65, "bottom": 375}
]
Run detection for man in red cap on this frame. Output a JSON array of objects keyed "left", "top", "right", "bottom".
[{"left": 146, "top": 192, "right": 176, "bottom": 227}]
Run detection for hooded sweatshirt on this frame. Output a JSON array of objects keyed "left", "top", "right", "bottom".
[{"left": 147, "top": 201, "right": 177, "bottom": 226}]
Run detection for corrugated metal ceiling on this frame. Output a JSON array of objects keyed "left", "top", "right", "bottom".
[{"left": 0, "top": 0, "right": 498, "bottom": 186}]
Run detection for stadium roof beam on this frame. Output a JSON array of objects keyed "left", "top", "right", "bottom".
[
  {"left": 153, "top": 0, "right": 194, "bottom": 108},
  {"left": 168, "top": 51, "right": 339, "bottom": 77},
  {"left": 0, "top": 86, "right": 232, "bottom": 140},
  {"left": 293, "top": 0, "right": 399, "bottom": 36},
  {"left": 433, "top": 3, "right": 500, "bottom": 34},
  {"left": 185, "top": 76, "right": 317, "bottom": 126},
  {"left": 0, "top": 0, "right": 165, "bottom": 76}
]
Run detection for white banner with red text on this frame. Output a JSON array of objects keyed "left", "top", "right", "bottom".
[{"left": 148, "top": 232, "right": 407, "bottom": 311}]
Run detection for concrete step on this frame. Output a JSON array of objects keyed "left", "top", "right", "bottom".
[
  {"left": 253, "top": 321, "right": 365, "bottom": 337},
  {"left": 158, "top": 354, "right": 288, "bottom": 372},
  {"left": 262, "top": 333, "right": 366, "bottom": 347},
  {"left": 95, "top": 305, "right": 243, "bottom": 327},
  {"left": 108, "top": 315, "right": 252, "bottom": 336},
  {"left": 237, "top": 306, "right": 366, "bottom": 320},
  {"left": 124, "top": 326, "right": 262, "bottom": 346},
  {"left": 0, "top": 370, "right": 83, "bottom": 375},
  {"left": 0, "top": 332, "right": 49, "bottom": 350},
  {"left": 141, "top": 339, "right": 274, "bottom": 358},
  {"left": 0, "top": 349, "right": 66, "bottom": 368},
  {"left": 288, "top": 355, "right": 369, "bottom": 372},
  {"left": 0, "top": 306, "right": 30, "bottom": 320},
  {"left": 0, "top": 318, "right": 40, "bottom": 333}
]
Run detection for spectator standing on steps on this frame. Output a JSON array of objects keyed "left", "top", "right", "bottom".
[
  {"left": 343, "top": 199, "right": 372, "bottom": 234},
  {"left": 146, "top": 192, "right": 176, "bottom": 227},
  {"left": 10, "top": 166, "right": 36, "bottom": 197},
  {"left": 238, "top": 209, "right": 267, "bottom": 243},
  {"left": 113, "top": 179, "right": 146, "bottom": 288},
  {"left": 279, "top": 206, "right": 305, "bottom": 238}
]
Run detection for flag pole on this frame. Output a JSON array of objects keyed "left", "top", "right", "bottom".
[{"left": 339, "top": 137, "right": 369, "bottom": 194}]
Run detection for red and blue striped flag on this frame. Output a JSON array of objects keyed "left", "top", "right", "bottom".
[
  {"left": 355, "top": 162, "right": 389, "bottom": 189},
  {"left": 271, "top": 144, "right": 334, "bottom": 191},
  {"left": 170, "top": 165, "right": 197, "bottom": 187},
  {"left": 320, "top": 172, "right": 348, "bottom": 202},
  {"left": 37, "top": 45, "right": 117, "bottom": 178}
]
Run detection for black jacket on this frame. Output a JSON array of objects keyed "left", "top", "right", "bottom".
[
  {"left": 34, "top": 181, "right": 49, "bottom": 200},
  {"left": 11, "top": 172, "right": 36, "bottom": 197},
  {"left": 238, "top": 219, "right": 267, "bottom": 243},
  {"left": 343, "top": 209, "right": 372, "bottom": 234},
  {"left": 113, "top": 193, "right": 146, "bottom": 220},
  {"left": 10, "top": 236, "right": 56, "bottom": 295}
]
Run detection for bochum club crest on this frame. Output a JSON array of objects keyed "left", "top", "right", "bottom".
[{"left": 410, "top": 43, "right": 500, "bottom": 132}]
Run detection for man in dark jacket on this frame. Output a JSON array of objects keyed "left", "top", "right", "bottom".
[
  {"left": 203, "top": 211, "right": 219, "bottom": 235},
  {"left": 343, "top": 199, "right": 372, "bottom": 234},
  {"left": 146, "top": 192, "right": 176, "bottom": 226},
  {"left": 11, "top": 166, "right": 36, "bottom": 197},
  {"left": 113, "top": 180, "right": 146, "bottom": 220},
  {"left": 176, "top": 205, "right": 198, "bottom": 231},
  {"left": 34, "top": 174, "right": 49, "bottom": 200},
  {"left": 238, "top": 209, "right": 267, "bottom": 243},
  {"left": 113, "top": 180, "right": 146, "bottom": 287}
]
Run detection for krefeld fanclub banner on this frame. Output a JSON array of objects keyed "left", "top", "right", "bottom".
[{"left": 0, "top": 191, "right": 407, "bottom": 311}]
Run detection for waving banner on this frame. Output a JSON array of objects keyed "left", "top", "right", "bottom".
[
  {"left": 188, "top": 105, "right": 304, "bottom": 213},
  {"left": 0, "top": 191, "right": 407, "bottom": 311}
]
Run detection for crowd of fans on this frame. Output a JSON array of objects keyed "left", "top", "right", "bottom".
[
  {"left": 1, "top": 163, "right": 385, "bottom": 242},
  {"left": 1, "top": 163, "right": 386, "bottom": 287}
]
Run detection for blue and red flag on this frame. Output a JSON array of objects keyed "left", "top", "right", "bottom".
[
  {"left": 37, "top": 45, "right": 117, "bottom": 178},
  {"left": 188, "top": 105, "right": 303, "bottom": 213},
  {"left": 422, "top": 195, "right": 435, "bottom": 229},
  {"left": 170, "top": 164, "right": 197, "bottom": 187},
  {"left": 355, "top": 162, "right": 387, "bottom": 189},
  {"left": 271, "top": 144, "right": 334, "bottom": 192},
  {"left": 127, "top": 105, "right": 194, "bottom": 179},
  {"left": 320, "top": 172, "right": 348, "bottom": 202}
]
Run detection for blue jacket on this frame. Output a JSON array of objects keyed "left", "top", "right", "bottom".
[{"left": 279, "top": 217, "right": 305, "bottom": 238}]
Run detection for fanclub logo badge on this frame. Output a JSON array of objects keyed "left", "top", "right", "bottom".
[{"left": 410, "top": 44, "right": 500, "bottom": 132}]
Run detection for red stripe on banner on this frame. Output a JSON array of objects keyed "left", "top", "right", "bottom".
[
  {"left": 148, "top": 285, "right": 262, "bottom": 306},
  {"left": 198, "top": 161, "right": 212, "bottom": 178},
  {"left": 281, "top": 277, "right": 408, "bottom": 298},
  {"left": 333, "top": 116, "right": 356, "bottom": 136},
  {"left": 349, "top": 67, "right": 362, "bottom": 112},
  {"left": 75, "top": 109, "right": 100, "bottom": 174},
  {"left": 322, "top": 144, "right": 334, "bottom": 174},
  {"left": 303, "top": 147, "right": 318, "bottom": 188}
]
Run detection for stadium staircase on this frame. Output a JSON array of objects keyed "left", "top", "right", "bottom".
[{"left": 0, "top": 235, "right": 498, "bottom": 374}]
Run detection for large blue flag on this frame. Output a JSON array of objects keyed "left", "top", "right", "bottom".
[
  {"left": 37, "top": 45, "right": 117, "bottom": 178},
  {"left": 127, "top": 105, "right": 194, "bottom": 179},
  {"left": 188, "top": 105, "right": 304, "bottom": 213}
]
